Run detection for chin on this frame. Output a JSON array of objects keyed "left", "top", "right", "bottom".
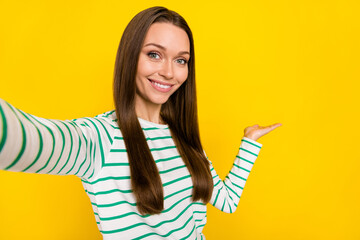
[{"left": 152, "top": 96, "right": 170, "bottom": 105}]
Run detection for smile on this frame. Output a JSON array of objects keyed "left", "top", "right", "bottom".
[{"left": 148, "top": 78, "right": 174, "bottom": 93}]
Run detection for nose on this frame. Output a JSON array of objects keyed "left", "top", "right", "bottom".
[{"left": 159, "top": 60, "right": 174, "bottom": 80}]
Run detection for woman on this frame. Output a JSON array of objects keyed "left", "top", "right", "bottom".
[{"left": 0, "top": 6, "right": 281, "bottom": 239}]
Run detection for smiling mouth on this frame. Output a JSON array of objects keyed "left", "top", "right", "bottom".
[{"left": 148, "top": 78, "right": 174, "bottom": 89}]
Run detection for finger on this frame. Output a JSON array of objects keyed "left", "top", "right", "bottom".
[
  {"left": 268, "top": 123, "right": 282, "bottom": 129},
  {"left": 271, "top": 123, "right": 282, "bottom": 128},
  {"left": 260, "top": 123, "right": 282, "bottom": 134},
  {"left": 258, "top": 123, "right": 281, "bottom": 130}
]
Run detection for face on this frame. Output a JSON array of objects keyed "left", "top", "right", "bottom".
[{"left": 135, "top": 22, "right": 190, "bottom": 108}]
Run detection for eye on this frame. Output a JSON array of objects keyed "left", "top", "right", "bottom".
[
  {"left": 176, "top": 59, "right": 187, "bottom": 65},
  {"left": 147, "top": 52, "right": 160, "bottom": 59}
]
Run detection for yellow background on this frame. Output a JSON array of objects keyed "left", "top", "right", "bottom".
[{"left": 0, "top": 0, "right": 359, "bottom": 239}]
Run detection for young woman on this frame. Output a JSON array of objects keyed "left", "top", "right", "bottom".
[{"left": 0, "top": 6, "right": 281, "bottom": 240}]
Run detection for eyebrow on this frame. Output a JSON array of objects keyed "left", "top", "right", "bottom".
[{"left": 144, "top": 43, "right": 190, "bottom": 56}]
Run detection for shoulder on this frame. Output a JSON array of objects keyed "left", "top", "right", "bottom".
[
  {"left": 68, "top": 110, "right": 119, "bottom": 140},
  {"left": 94, "top": 110, "right": 118, "bottom": 127},
  {"left": 92, "top": 110, "right": 119, "bottom": 138}
]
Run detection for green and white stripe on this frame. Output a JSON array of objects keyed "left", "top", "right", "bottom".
[{"left": 0, "top": 98, "right": 262, "bottom": 239}]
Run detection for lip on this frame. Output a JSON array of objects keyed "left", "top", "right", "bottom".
[{"left": 148, "top": 78, "right": 174, "bottom": 93}]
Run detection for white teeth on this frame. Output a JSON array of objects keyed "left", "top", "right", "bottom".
[{"left": 153, "top": 81, "right": 171, "bottom": 89}]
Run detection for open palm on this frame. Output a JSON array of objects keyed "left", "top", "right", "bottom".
[{"left": 244, "top": 123, "right": 282, "bottom": 141}]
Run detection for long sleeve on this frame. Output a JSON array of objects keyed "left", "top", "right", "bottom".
[
  {"left": 0, "top": 98, "right": 114, "bottom": 180},
  {"left": 207, "top": 136, "right": 262, "bottom": 213}
]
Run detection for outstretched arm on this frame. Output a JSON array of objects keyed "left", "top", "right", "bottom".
[
  {"left": 0, "top": 98, "right": 114, "bottom": 180},
  {"left": 207, "top": 136, "right": 262, "bottom": 213},
  {"left": 207, "top": 122, "right": 282, "bottom": 213}
]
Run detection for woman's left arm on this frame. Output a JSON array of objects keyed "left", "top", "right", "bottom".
[{"left": 207, "top": 123, "right": 282, "bottom": 213}]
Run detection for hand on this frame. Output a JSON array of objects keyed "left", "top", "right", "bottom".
[{"left": 244, "top": 123, "right": 282, "bottom": 141}]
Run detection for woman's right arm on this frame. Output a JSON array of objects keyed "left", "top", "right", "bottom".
[{"left": 0, "top": 98, "right": 114, "bottom": 181}]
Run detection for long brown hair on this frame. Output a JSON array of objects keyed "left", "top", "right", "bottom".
[{"left": 113, "top": 6, "right": 213, "bottom": 215}]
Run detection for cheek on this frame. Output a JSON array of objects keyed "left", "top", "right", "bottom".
[
  {"left": 137, "top": 57, "right": 156, "bottom": 77},
  {"left": 177, "top": 68, "right": 188, "bottom": 84}
]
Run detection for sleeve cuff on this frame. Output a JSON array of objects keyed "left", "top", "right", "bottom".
[
  {"left": 237, "top": 137, "right": 262, "bottom": 164},
  {"left": 242, "top": 136, "right": 263, "bottom": 148}
]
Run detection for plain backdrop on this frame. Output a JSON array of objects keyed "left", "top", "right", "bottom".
[{"left": 0, "top": 0, "right": 359, "bottom": 239}]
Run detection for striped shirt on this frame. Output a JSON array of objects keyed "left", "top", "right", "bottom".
[{"left": 0, "top": 98, "right": 263, "bottom": 240}]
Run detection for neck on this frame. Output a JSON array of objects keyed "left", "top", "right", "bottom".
[{"left": 135, "top": 98, "right": 164, "bottom": 125}]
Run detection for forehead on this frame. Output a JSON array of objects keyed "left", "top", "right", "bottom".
[{"left": 143, "top": 22, "right": 190, "bottom": 52}]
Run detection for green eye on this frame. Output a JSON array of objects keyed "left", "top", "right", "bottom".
[
  {"left": 148, "top": 52, "right": 160, "bottom": 59},
  {"left": 177, "top": 59, "right": 187, "bottom": 65}
]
